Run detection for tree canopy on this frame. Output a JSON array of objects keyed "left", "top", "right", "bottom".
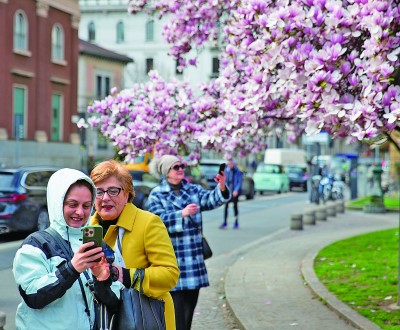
[{"left": 84, "top": 0, "right": 400, "bottom": 161}]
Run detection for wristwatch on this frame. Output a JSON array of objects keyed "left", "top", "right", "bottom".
[{"left": 110, "top": 265, "right": 119, "bottom": 282}]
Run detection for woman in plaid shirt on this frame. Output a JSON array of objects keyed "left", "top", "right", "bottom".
[{"left": 148, "top": 155, "right": 231, "bottom": 330}]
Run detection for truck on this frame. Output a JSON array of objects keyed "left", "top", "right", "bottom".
[{"left": 264, "top": 148, "right": 306, "bottom": 166}]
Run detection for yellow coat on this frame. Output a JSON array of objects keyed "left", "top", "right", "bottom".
[{"left": 91, "top": 203, "right": 180, "bottom": 330}]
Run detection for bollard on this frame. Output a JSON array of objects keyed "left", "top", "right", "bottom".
[
  {"left": 303, "top": 208, "right": 316, "bottom": 225},
  {"left": 290, "top": 213, "right": 303, "bottom": 230},
  {"left": 326, "top": 202, "right": 337, "bottom": 217},
  {"left": 335, "top": 200, "right": 345, "bottom": 213},
  {"left": 0, "top": 310, "right": 6, "bottom": 330},
  {"left": 315, "top": 207, "right": 327, "bottom": 221}
]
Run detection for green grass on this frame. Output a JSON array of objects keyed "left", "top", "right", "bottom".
[
  {"left": 346, "top": 192, "right": 400, "bottom": 211},
  {"left": 314, "top": 228, "right": 400, "bottom": 329}
]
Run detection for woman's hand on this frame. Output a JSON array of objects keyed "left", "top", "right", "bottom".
[
  {"left": 215, "top": 171, "right": 226, "bottom": 191},
  {"left": 71, "top": 242, "right": 104, "bottom": 273},
  {"left": 182, "top": 203, "right": 198, "bottom": 218},
  {"left": 90, "top": 256, "right": 110, "bottom": 281}
]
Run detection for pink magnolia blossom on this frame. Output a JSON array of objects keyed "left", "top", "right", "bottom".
[{"left": 84, "top": 0, "right": 400, "bottom": 161}]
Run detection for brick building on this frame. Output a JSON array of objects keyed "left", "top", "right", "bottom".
[{"left": 0, "top": 0, "right": 81, "bottom": 167}]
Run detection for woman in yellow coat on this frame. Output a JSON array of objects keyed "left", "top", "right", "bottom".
[{"left": 90, "top": 160, "right": 180, "bottom": 329}]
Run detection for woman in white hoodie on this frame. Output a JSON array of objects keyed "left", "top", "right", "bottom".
[{"left": 13, "top": 168, "right": 119, "bottom": 330}]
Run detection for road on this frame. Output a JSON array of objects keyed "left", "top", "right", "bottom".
[{"left": 0, "top": 191, "right": 309, "bottom": 330}]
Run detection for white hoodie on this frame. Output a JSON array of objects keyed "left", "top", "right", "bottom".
[{"left": 13, "top": 168, "right": 98, "bottom": 330}]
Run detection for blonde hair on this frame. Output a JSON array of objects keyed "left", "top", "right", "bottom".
[{"left": 90, "top": 159, "right": 135, "bottom": 202}]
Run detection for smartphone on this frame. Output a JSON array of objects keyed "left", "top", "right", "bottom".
[
  {"left": 82, "top": 225, "right": 103, "bottom": 262},
  {"left": 219, "top": 163, "right": 226, "bottom": 174}
]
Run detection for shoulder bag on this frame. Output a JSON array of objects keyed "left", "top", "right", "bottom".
[
  {"left": 188, "top": 216, "right": 213, "bottom": 259},
  {"left": 115, "top": 229, "right": 166, "bottom": 330}
]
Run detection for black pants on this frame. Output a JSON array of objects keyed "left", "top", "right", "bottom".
[
  {"left": 171, "top": 289, "right": 200, "bottom": 330},
  {"left": 224, "top": 195, "right": 239, "bottom": 223}
]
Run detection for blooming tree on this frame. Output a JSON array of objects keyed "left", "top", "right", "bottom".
[{"left": 85, "top": 0, "right": 400, "bottom": 161}]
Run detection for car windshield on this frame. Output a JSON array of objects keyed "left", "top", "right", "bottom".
[
  {"left": 285, "top": 166, "right": 306, "bottom": 174},
  {"left": 0, "top": 172, "right": 14, "bottom": 190},
  {"left": 256, "top": 164, "right": 282, "bottom": 174}
]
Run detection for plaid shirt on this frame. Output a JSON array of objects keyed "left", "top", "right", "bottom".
[{"left": 147, "top": 179, "right": 230, "bottom": 291}]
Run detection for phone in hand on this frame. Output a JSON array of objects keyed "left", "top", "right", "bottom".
[
  {"left": 82, "top": 225, "right": 103, "bottom": 262},
  {"left": 219, "top": 163, "right": 226, "bottom": 175}
]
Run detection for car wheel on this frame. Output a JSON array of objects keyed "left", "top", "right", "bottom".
[
  {"left": 37, "top": 209, "right": 50, "bottom": 231},
  {"left": 246, "top": 183, "right": 255, "bottom": 200}
]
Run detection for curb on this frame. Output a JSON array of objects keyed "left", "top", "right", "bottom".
[
  {"left": 224, "top": 209, "right": 397, "bottom": 330},
  {"left": 301, "top": 250, "right": 381, "bottom": 330}
]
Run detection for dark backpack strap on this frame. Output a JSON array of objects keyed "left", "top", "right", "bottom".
[{"left": 45, "top": 227, "right": 93, "bottom": 320}]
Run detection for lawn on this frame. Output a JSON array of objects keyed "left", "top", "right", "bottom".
[
  {"left": 314, "top": 228, "right": 400, "bottom": 329},
  {"left": 346, "top": 191, "right": 400, "bottom": 211}
]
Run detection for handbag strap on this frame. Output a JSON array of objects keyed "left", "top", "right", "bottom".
[
  {"left": 45, "top": 227, "right": 94, "bottom": 318},
  {"left": 116, "top": 228, "right": 146, "bottom": 292},
  {"left": 188, "top": 216, "right": 203, "bottom": 235},
  {"left": 132, "top": 268, "right": 146, "bottom": 293}
]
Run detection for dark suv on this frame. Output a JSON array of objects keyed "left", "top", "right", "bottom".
[{"left": 0, "top": 166, "right": 60, "bottom": 234}]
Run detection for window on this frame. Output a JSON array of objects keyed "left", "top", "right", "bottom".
[
  {"left": 51, "top": 93, "right": 62, "bottom": 141},
  {"left": 25, "top": 171, "right": 53, "bottom": 188},
  {"left": 116, "top": 21, "right": 124, "bottom": 43},
  {"left": 146, "top": 58, "right": 154, "bottom": 74},
  {"left": 97, "top": 131, "right": 107, "bottom": 150},
  {"left": 14, "top": 11, "right": 28, "bottom": 51},
  {"left": 13, "top": 86, "right": 26, "bottom": 139},
  {"left": 175, "top": 59, "right": 183, "bottom": 75},
  {"left": 145, "top": 20, "right": 154, "bottom": 41},
  {"left": 88, "top": 21, "right": 95, "bottom": 42},
  {"left": 211, "top": 57, "right": 220, "bottom": 78},
  {"left": 96, "top": 75, "right": 111, "bottom": 99},
  {"left": 51, "top": 25, "right": 64, "bottom": 61}
]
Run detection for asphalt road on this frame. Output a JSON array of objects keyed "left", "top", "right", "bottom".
[{"left": 0, "top": 191, "right": 309, "bottom": 330}]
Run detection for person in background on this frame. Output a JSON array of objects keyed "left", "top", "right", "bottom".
[
  {"left": 147, "top": 155, "right": 231, "bottom": 330},
  {"left": 13, "top": 168, "right": 118, "bottom": 330},
  {"left": 89, "top": 159, "right": 180, "bottom": 330},
  {"left": 220, "top": 159, "right": 243, "bottom": 229}
]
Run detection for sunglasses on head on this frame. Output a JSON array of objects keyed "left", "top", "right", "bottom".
[{"left": 171, "top": 164, "right": 185, "bottom": 171}]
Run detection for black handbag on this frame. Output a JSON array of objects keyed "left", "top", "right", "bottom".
[
  {"left": 117, "top": 268, "right": 166, "bottom": 330},
  {"left": 189, "top": 216, "right": 213, "bottom": 259},
  {"left": 201, "top": 235, "right": 213, "bottom": 260},
  {"left": 94, "top": 299, "right": 116, "bottom": 330}
]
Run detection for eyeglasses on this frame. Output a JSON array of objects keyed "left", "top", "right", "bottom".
[
  {"left": 171, "top": 164, "right": 185, "bottom": 171},
  {"left": 96, "top": 186, "right": 122, "bottom": 199}
]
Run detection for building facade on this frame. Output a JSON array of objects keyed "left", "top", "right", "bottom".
[
  {"left": 78, "top": 38, "right": 133, "bottom": 170},
  {"left": 0, "top": 0, "right": 81, "bottom": 167},
  {"left": 78, "top": 0, "right": 220, "bottom": 88}
]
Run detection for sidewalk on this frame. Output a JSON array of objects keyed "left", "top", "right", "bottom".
[
  {"left": 1, "top": 209, "right": 397, "bottom": 330},
  {"left": 224, "top": 209, "right": 398, "bottom": 330}
]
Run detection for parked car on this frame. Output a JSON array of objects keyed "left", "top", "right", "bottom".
[
  {"left": 253, "top": 163, "right": 290, "bottom": 194},
  {"left": 198, "top": 160, "right": 255, "bottom": 199},
  {"left": 129, "top": 170, "right": 160, "bottom": 210},
  {"left": 285, "top": 165, "right": 308, "bottom": 191},
  {"left": 0, "top": 165, "right": 61, "bottom": 234}
]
